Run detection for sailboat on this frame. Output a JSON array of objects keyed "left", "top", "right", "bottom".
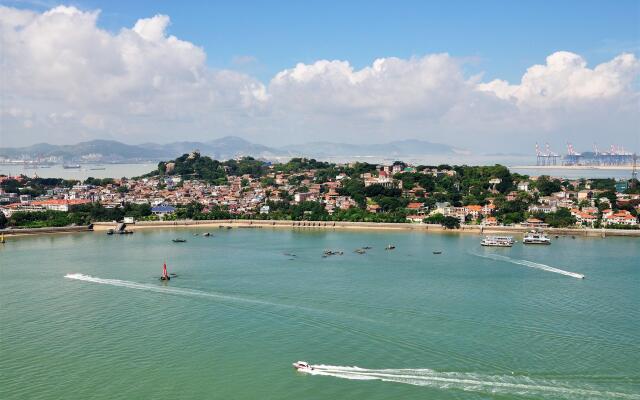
[{"left": 160, "top": 262, "right": 170, "bottom": 281}]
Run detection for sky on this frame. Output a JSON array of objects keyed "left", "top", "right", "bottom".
[{"left": 0, "top": 0, "right": 639, "bottom": 153}]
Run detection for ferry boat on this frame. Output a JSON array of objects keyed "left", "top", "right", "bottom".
[
  {"left": 523, "top": 230, "right": 551, "bottom": 245},
  {"left": 292, "top": 361, "right": 313, "bottom": 372},
  {"left": 480, "top": 236, "right": 514, "bottom": 247}
]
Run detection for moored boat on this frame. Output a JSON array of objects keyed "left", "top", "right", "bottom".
[
  {"left": 481, "top": 236, "right": 514, "bottom": 247},
  {"left": 523, "top": 230, "right": 551, "bottom": 245}
]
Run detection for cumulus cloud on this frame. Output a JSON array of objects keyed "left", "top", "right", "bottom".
[
  {"left": 0, "top": 5, "right": 266, "bottom": 145},
  {"left": 0, "top": 5, "right": 638, "bottom": 151},
  {"left": 477, "top": 51, "right": 639, "bottom": 106}
]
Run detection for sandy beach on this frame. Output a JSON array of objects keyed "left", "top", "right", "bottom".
[
  {"left": 89, "top": 219, "right": 640, "bottom": 237},
  {"left": 3, "top": 219, "right": 638, "bottom": 238}
]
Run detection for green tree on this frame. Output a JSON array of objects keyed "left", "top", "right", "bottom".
[
  {"left": 441, "top": 216, "right": 460, "bottom": 229},
  {"left": 535, "top": 176, "right": 562, "bottom": 196},
  {"left": 543, "top": 208, "right": 576, "bottom": 228}
]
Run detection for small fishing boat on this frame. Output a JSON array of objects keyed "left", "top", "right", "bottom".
[
  {"left": 385, "top": 245, "right": 396, "bottom": 250},
  {"left": 106, "top": 229, "right": 114, "bottom": 235},
  {"left": 203, "top": 232, "right": 211, "bottom": 237},
  {"left": 172, "top": 238, "right": 186, "bottom": 243},
  {"left": 355, "top": 249, "right": 366, "bottom": 254},
  {"left": 433, "top": 251, "right": 442, "bottom": 254},
  {"left": 362, "top": 246, "right": 372, "bottom": 250}
]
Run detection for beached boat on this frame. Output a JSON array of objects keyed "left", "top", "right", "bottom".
[
  {"left": 523, "top": 230, "right": 551, "bottom": 245},
  {"left": 481, "top": 236, "right": 514, "bottom": 247}
]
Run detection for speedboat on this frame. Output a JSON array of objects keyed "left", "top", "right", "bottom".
[{"left": 292, "top": 361, "right": 313, "bottom": 371}]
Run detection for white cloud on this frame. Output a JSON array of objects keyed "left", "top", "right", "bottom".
[
  {"left": 0, "top": 5, "right": 638, "bottom": 152},
  {"left": 477, "top": 51, "right": 639, "bottom": 106}
]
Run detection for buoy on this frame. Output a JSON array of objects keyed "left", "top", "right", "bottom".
[{"left": 160, "top": 262, "right": 170, "bottom": 281}]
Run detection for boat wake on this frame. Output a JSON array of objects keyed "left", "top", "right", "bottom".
[
  {"left": 303, "top": 364, "right": 638, "bottom": 399},
  {"left": 473, "top": 253, "right": 585, "bottom": 279},
  {"left": 64, "top": 273, "right": 288, "bottom": 307},
  {"left": 63, "top": 273, "right": 377, "bottom": 324}
]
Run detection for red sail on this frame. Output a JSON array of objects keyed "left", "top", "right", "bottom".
[{"left": 163, "top": 262, "right": 168, "bottom": 278}]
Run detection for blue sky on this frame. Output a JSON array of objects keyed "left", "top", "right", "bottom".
[
  {"left": 6, "top": 0, "right": 639, "bottom": 83},
  {"left": 1, "top": 1, "right": 638, "bottom": 150}
]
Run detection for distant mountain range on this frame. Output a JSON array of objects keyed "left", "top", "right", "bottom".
[{"left": 0, "top": 136, "right": 461, "bottom": 162}]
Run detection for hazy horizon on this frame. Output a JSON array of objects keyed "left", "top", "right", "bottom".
[{"left": 1, "top": 1, "right": 639, "bottom": 153}]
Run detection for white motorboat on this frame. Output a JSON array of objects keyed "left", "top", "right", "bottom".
[
  {"left": 523, "top": 230, "right": 551, "bottom": 245},
  {"left": 292, "top": 361, "right": 313, "bottom": 372}
]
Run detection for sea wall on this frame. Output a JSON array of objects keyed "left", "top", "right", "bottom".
[{"left": 1, "top": 225, "right": 93, "bottom": 236}]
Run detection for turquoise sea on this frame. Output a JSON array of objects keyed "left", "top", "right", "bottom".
[{"left": 1, "top": 228, "right": 638, "bottom": 399}]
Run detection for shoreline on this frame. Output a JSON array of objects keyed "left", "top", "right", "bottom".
[
  {"left": 510, "top": 165, "right": 633, "bottom": 171},
  {"left": 3, "top": 220, "right": 638, "bottom": 238},
  {"left": 0, "top": 225, "right": 93, "bottom": 237},
  {"left": 89, "top": 220, "right": 640, "bottom": 237}
]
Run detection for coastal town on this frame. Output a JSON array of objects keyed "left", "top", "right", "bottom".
[{"left": 1, "top": 151, "right": 638, "bottom": 231}]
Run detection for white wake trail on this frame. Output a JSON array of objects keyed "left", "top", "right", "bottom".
[
  {"left": 304, "top": 365, "right": 638, "bottom": 399},
  {"left": 474, "top": 253, "right": 585, "bottom": 279},
  {"left": 65, "top": 273, "right": 284, "bottom": 307},
  {"left": 63, "top": 273, "right": 376, "bottom": 324}
]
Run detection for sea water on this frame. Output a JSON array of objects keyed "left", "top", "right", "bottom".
[{"left": 1, "top": 228, "right": 638, "bottom": 399}]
